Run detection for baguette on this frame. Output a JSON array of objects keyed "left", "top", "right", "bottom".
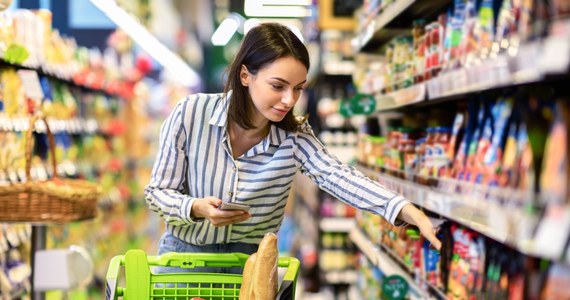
[
  {"left": 250, "top": 233, "right": 278, "bottom": 300},
  {"left": 239, "top": 253, "right": 257, "bottom": 300}
]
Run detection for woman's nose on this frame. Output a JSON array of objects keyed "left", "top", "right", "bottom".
[{"left": 282, "top": 90, "right": 296, "bottom": 107}]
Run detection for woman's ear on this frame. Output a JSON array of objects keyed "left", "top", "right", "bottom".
[{"left": 240, "top": 65, "right": 249, "bottom": 87}]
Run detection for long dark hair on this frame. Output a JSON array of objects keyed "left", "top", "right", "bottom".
[{"left": 224, "top": 22, "right": 310, "bottom": 132}]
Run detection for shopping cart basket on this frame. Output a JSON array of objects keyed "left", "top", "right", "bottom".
[{"left": 105, "top": 249, "right": 300, "bottom": 300}]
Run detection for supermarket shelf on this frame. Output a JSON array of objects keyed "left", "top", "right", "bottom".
[
  {"left": 0, "top": 116, "right": 99, "bottom": 134},
  {"left": 354, "top": 164, "right": 570, "bottom": 262},
  {"left": 354, "top": 0, "right": 451, "bottom": 52},
  {"left": 375, "top": 83, "right": 426, "bottom": 112},
  {"left": 322, "top": 269, "right": 358, "bottom": 285},
  {"left": 426, "top": 22, "right": 570, "bottom": 99},
  {"left": 0, "top": 58, "right": 124, "bottom": 98},
  {"left": 320, "top": 218, "right": 356, "bottom": 233},
  {"left": 349, "top": 227, "right": 433, "bottom": 300},
  {"left": 366, "top": 19, "right": 570, "bottom": 111}
]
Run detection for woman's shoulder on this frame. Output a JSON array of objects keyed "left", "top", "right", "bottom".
[
  {"left": 174, "top": 92, "right": 225, "bottom": 112},
  {"left": 177, "top": 92, "right": 225, "bottom": 105}
]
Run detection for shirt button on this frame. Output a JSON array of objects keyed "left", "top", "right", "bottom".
[
  {"left": 233, "top": 166, "right": 237, "bottom": 172},
  {"left": 228, "top": 192, "right": 233, "bottom": 197}
]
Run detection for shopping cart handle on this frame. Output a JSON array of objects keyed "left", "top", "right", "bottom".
[
  {"left": 105, "top": 255, "right": 124, "bottom": 300},
  {"left": 150, "top": 252, "right": 250, "bottom": 268}
]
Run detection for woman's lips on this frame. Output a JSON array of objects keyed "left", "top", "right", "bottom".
[{"left": 272, "top": 107, "right": 289, "bottom": 115}]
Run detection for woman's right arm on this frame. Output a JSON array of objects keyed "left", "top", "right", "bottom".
[
  {"left": 144, "top": 97, "right": 251, "bottom": 227},
  {"left": 144, "top": 100, "right": 199, "bottom": 225}
]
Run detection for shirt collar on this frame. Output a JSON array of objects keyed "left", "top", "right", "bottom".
[
  {"left": 209, "top": 92, "right": 231, "bottom": 127},
  {"left": 209, "top": 90, "right": 288, "bottom": 148}
]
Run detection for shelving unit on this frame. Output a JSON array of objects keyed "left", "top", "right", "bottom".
[
  {"left": 0, "top": 8, "right": 162, "bottom": 298},
  {"left": 347, "top": 0, "right": 570, "bottom": 298},
  {"left": 319, "top": 217, "right": 355, "bottom": 233},
  {"left": 354, "top": 0, "right": 452, "bottom": 52},
  {"left": 355, "top": 164, "right": 539, "bottom": 253},
  {"left": 368, "top": 23, "right": 570, "bottom": 112}
]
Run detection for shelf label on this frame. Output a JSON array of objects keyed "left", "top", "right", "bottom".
[
  {"left": 381, "top": 274, "right": 409, "bottom": 300},
  {"left": 17, "top": 70, "right": 44, "bottom": 101},
  {"left": 533, "top": 204, "right": 570, "bottom": 260}
]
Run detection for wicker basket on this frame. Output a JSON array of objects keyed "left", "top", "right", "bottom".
[{"left": 0, "top": 116, "right": 101, "bottom": 222}]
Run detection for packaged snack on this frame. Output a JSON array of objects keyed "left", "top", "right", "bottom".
[
  {"left": 446, "top": 112, "right": 465, "bottom": 178},
  {"left": 419, "top": 128, "right": 436, "bottom": 184},
  {"left": 515, "top": 123, "right": 535, "bottom": 192},
  {"left": 540, "top": 100, "right": 569, "bottom": 203},
  {"left": 412, "top": 19, "right": 426, "bottom": 83},
  {"left": 541, "top": 263, "right": 570, "bottom": 300},
  {"left": 464, "top": 101, "right": 489, "bottom": 183},
  {"left": 484, "top": 98, "right": 514, "bottom": 186},
  {"left": 499, "top": 119, "right": 519, "bottom": 188},
  {"left": 433, "top": 127, "right": 451, "bottom": 178},
  {"left": 456, "top": 100, "right": 483, "bottom": 180}
]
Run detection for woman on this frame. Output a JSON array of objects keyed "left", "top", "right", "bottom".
[{"left": 145, "top": 23, "right": 441, "bottom": 272}]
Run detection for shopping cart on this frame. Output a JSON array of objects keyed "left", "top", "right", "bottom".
[{"left": 105, "top": 249, "right": 300, "bottom": 300}]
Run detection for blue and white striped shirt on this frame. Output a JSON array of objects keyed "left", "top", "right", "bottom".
[{"left": 145, "top": 93, "right": 409, "bottom": 245}]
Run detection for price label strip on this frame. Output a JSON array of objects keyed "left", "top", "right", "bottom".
[{"left": 533, "top": 204, "right": 570, "bottom": 260}]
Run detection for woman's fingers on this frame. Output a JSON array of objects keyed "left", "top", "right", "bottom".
[
  {"left": 423, "top": 227, "right": 442, "bottom": 250},
  {"left": 209, "top": 209, "right": 251, "bottom": 227}
]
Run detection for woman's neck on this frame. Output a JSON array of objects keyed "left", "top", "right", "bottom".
[{"left": 228, "top": 120, "right": 270, "bottom": 140}]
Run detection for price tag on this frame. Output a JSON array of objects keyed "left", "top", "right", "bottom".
[
  {"left": 539, "top": 36, "right": 570, "bottom": 74},
  {"left": 487, "top": 201, "right": 509, "bottom": 242},
  {"left": 533, "top": 204, "right": 570, "bottom": 260},
  {"left": 17, "top": 70, "right": 44, "bottom": 101},
  {"left": 424, "top": 191, "right": 441, "bottom": 212},
  {"left": 381, "top": 275, "right": 409, "bottom": 300}
]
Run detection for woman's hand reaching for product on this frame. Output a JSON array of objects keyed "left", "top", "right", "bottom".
[
  {"left": 397, "top": 203, "right": 442, "bottom": 250},
  {"left": 190, "top": 197, "right": 251, "bottom": 227}
]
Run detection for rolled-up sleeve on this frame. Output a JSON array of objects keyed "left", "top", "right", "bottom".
[
  {"left": 144, "top": 99, "right": 201, "bottom": 225},
  {"left": 295, "top": 128, "right": 409, "bottom": 225}
]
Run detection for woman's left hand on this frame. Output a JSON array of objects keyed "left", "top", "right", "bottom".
[{"left": 396, "top": 203, "right": 441, "bottom": 250}]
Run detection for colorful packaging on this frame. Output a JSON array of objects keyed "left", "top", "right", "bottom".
[
  {"left": 433, "top": 127, "right": 451, "bottom": 178},
  {"left": 446, "top": 112, "right": 465, "bottom": 178},
  {"left": 515, "top": 123, "right": 535, "bottom": 192},
  {"left": 464, "top": 101, "right": 488, "bottom": 183},
  {"left": 454, "top": 100, "right": 480, "bottom": 181},
  {"left": 541, "top": 263, "right": 570, "bottom": 299},
  {"left": 499, "top": 119, "right": 519, "bottom": 188},
  {"left": 540, "top": 101, "right": 569, "bottom": 203},
  {"left": 484, "top": 98, "right": 514, "bottom": 186}
]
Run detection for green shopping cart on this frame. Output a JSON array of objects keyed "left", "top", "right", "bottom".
[{"left": 105, "top": 249, "right": 300, "bottom": 300}]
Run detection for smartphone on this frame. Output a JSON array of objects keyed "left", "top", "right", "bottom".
[{"left": 218, "top": 202, "right": 251, "bottom": 212}]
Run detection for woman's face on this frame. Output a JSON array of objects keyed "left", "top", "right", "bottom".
[{"left": 240, "top": 56, "right": 307, "bottom": 125}]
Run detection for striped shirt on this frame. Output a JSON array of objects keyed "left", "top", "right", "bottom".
[{"left": 144, "top": 92, "right": 409, "bottom": 245}]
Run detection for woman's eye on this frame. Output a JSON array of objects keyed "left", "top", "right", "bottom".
[
  {"left": 271, "top": 85, "right": 284, "bottom": 90},
  {"left": 295, "top": 87, "right": 304, "bottom": 91}
]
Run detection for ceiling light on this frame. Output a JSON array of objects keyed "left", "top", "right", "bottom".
[
  {"left": 90, "top": 0, "right": 200, "bottom": 88},
  {"left": 244, "top": 0, "right": 312, "bottom": 18},
  {"left": 211, "top": 15, "right": 241, "bottom": 46},
  {"left": 243, "top": 18, "right": 304, "bottom": 43}
]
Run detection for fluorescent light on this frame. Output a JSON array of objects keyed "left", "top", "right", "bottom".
[
  {"left": 243, "top": 18, "right": 304, "bottom": 43},
  {"left": 244, "top": 0, "right": 312, "bottom": 18},
  {"left": 211, "top": 17, "right": 239, "bottom": 46},
  {"left": 90, "top": 0, "right": 200, "bottom": 88}
]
